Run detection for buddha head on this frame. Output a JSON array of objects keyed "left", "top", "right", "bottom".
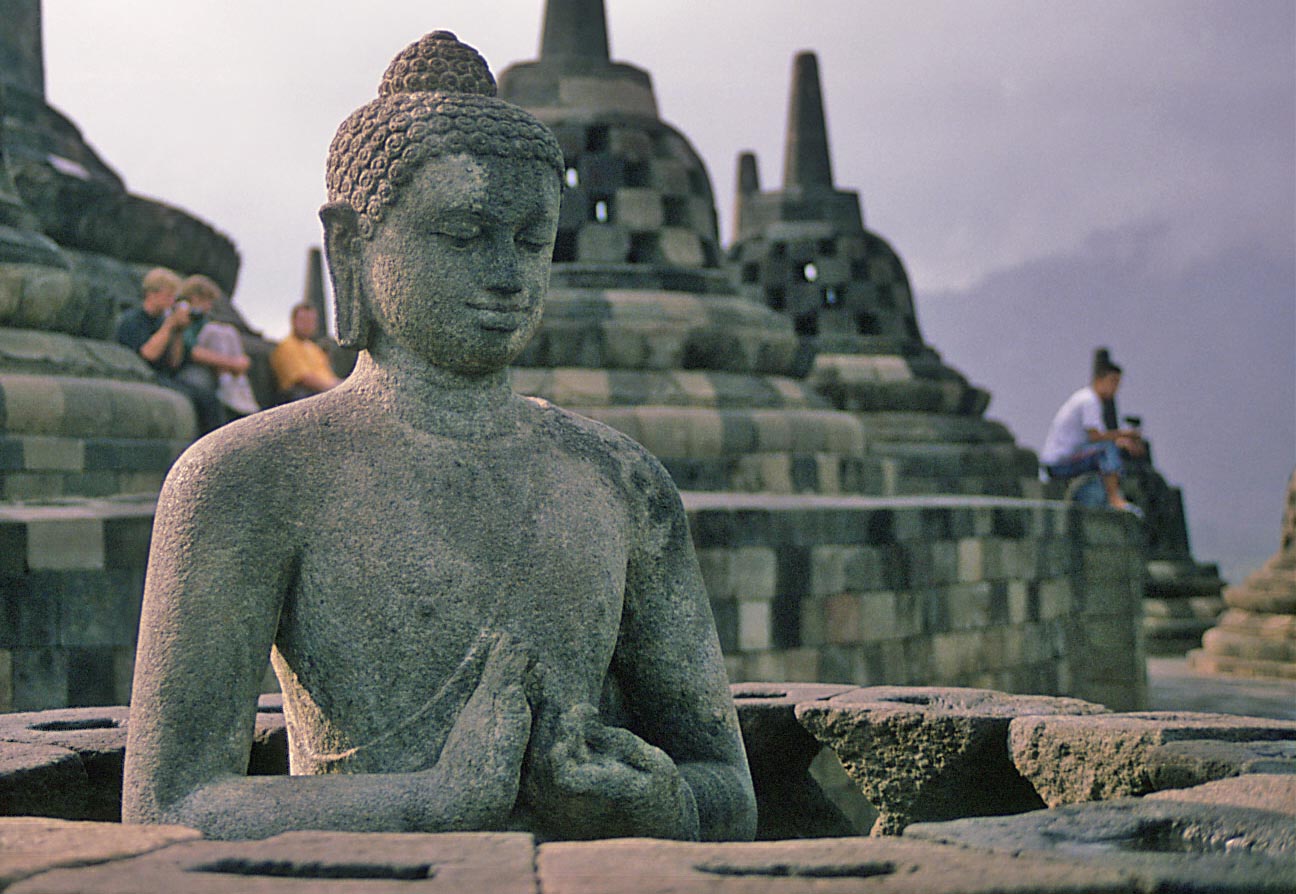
[{"left": 320, "top": 31, "right": 564, "bottom": 373}]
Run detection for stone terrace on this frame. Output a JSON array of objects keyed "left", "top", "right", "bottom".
[{"left": 686, "top": 494, "right": 1147, "bottom": 711}]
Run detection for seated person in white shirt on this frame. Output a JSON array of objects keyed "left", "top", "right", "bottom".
[{"left": 1039, "top": 352, "right": 1145, "bottom": 513}]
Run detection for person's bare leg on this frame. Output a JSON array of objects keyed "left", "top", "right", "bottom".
[{"left": 1102, "top": 472, "right": 1132, "bottom": 511}]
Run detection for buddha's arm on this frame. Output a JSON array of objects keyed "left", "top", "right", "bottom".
[
  {"left": 122, "top": 440, "right": 529, "bottom": 839},
  {"left": 612, "top": 460, "right": 758, "bottom": 842}
]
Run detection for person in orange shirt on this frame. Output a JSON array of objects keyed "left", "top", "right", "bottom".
[{"left": 269, "top": 303, "right": 342, "bottom": 401}]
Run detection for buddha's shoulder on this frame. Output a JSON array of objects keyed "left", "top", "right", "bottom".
[
  {"left": 166, "top": 395, "right": 357, "bottom": 479},
  {"left": 521, "top": 396, "right": 677, "bottom": 491}
]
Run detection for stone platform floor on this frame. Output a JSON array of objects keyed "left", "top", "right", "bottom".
[{"left": 1147, "top": 657, "right": 1296, "bottom": 721}]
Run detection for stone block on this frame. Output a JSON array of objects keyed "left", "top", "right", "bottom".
[
  {"left": 0, "top": 577, "right": 57, "bottom": 649},
  {"left": 1083, "top": 547, "right": 1144, "bottom": 591},
  {"left": 730, "top": 682, "right": 855, "bottom": 839},
  {"left": 0, "top": 742, "right": 89, "bottom": 819},
  {"left": 956, "top": 538, "right": 983, "bottom": 583},
  {"left": 798, "top": 596, "right": 825, "bottom": 647},
  {"left": 906, "top": 795, "right": 1296, "bottom": 892},
  {"left": 24, "top": 520, "right": 104, "bottom": 572},
  {"left": 1007, "top": 581, "right": 1031, "bottom": 624},
  {"left": 0, "top": 376, "right": 65, "bottom": 436},
  {"left": 695, "top": 549, "right": 730, "bottom": 599},
  {"left": 738, "top": 600, "right": 771, "bottom": 651},
  {"left": 1038, "top": 539, "right": 1076, "bottom": 577},
  {"left": 649, "top": 158, "right": 689, "bottom": 194},
  {"left": 542, "top": 368, "right": 609, "bottom": 406},
  {"left": 0, "top": 706, "right": 130, "bottom": 821},
  {"left": 1038, "top": 579, "right": 1073, "bottom": 620},
  {"left": 575, "top": 224, "right": 630, "bottom": 263},
  {"left": 0, "top": 650, "right": 11, "bottom": 711},
  {"left": 946, "top": 583, "right": 996, "bottom": 632},
  {"left": 741, "top": 650, "right": 788, "bottom": 682},
  {"left": 613, "top": 188, "right": 663, "bottom": 230},
  {"left": 729, "top": 547, "right": 776, "bottom": 602},
  {"left": 755, "top": 454, "right": 792, "bottom": 493},
  {"left": 859, "top": 591, "right": 901, "bottom": 642},
  {"left": 630, "top": 407, "right": 691, "bottom": 457},
  {"left": 1146, "top": 772, "right": 1296, "bottom": 815},
  {"left": 102, "top": 516, "right": 153, "bottom": 570},
  {"left": 10, "top": 831, "right": 537, "bottom": 893},
  {"left": 1009, "top": 711, "right": 1296, "bottom": 807},
  {"left": 821, "top": 594, "right": 860, "bottom": 645},
  {"left": 1083, "top": 510, "right": 1137, "bottom": 546},
  {"left": 47, "top": 570, "right": 143, "bottom": 647},
  {"left": 1145, "top": 735, "right": 1296, "bottom": 792},
  {"left": 795, "top": 687, "right": 1106, "bottom": 834},
  {"left": 1075, "top": 680, "right": 1148, "bottom": 715},
  {"left": 536, "top": 836, "right": 1136, "bottom": 893},
  {"left": 15, "top": 437, "right": 83, "bottom": 473},
  {"left": 111, "top": 647, "right": 134, "bottom": 706},
  {"left": 0, "top": 818, "right": 199, "bottom": 892},
  {"left": 808, "top": 545, "right": 848, "bottom": 597},
  {"left": 10, "top": 650, "right": 67, "bottom": 712},
  {"left": 684, "top": 411, "right": 724, "bottom": 458},
  {"left": 659, "top": 228, "right": 704, "bottom": 268},
  {"left": 249, "top": 694, "right": 290, "bottom": 777},
  {"left": 782, "top": 648, "right": 822, "bottom": 683},
  {"left": 608, "top": 126, "right": 652, "bottom": 159},
  {"left": 843, "top": 546, "right": 890, "bottom": 591}
]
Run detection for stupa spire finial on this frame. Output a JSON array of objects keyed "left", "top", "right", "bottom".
[
  {"left": 540, "top": 0, "right": 611, "bottom": 62},
  {"left": 782, "top": 51, "right": 833, "bottom": 190}
]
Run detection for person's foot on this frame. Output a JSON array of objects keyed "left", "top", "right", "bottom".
[{"left": 1110, "top": 499, "right": 1144, "bottom": 519}]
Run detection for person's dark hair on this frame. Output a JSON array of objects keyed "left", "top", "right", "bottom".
[{"left": 1093, "top": 347, "right": 1122, "bottom": 378}]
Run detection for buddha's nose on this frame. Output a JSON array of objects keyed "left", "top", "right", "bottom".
[{"left": 485, "top": 240, "right": 523, "bottom": 295}]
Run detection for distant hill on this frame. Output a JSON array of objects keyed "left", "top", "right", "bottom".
[{"left": 918, "top": 219, "right": 1295, "bottom": 585}]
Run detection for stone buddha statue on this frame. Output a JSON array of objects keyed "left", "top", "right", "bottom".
[{"left": 123, "top": 31, "right": 755, "bottom": 843}]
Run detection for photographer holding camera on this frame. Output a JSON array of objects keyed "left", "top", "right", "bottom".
[{"left": 115, "top": 267, "right": 224, "bottom": 434}]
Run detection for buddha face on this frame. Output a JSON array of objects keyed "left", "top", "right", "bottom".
[{"left": 332, "top": 151, "right": 560, "bottom": 374}]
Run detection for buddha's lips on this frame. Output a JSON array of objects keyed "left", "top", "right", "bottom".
[{"left": 470, "top": 305, "right": 531, "bottom": 331}]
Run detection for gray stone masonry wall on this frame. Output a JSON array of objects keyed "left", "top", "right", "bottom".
[
  {"left": 0, "top": 497, "right": 155, "bottom": 711},
  {"left": 685, "top": 494, "right": 1148, "bottom": 711},
  {"left": 1, "top": 491, "right": 1144, "bottom": 715}
]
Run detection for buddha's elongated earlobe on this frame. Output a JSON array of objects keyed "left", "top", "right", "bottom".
[{"left": 320, "top": 201, "right": 372, "bottom": 350}]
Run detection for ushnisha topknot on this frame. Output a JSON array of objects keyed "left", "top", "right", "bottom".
[
  {"left": 379, "top": 30, "right": 497, "bottom": 97},
  {"left": 326, "top": 30, "right": 564, "bottom": 240}
]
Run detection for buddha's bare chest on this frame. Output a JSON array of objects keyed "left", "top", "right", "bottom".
[{"left": 274, "top": 448, "right": 634, "bottom": 696}]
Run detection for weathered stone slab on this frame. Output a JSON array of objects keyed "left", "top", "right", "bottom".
[
  {"left": 730, "top": 682, "right": 855, "bottom": 839},
  {"left": 249, "top": 694, "right": 288, "bottom": 776},
  {"left": 9, "top": 831, "right": 536, "bottom": 893},
  {"left": 0, "top": 742, "right": 88, "bottom": 819},
  {"left": 1009, "top": 711, "right": 1296, "bottom": 806},
  {"left": 0, "top": 707, "right": 128, "bottom": 822},
  {"left": 795, "top": 686, "right": 1106, "bottom": 834},
  {"left": 537, "top": 837, "right": 1135, "bottom": 893},
  {"left": 1147, "top": 773, "right": 1296, "bottom": 816},
  {"left": 0, "top": 817, "right": 198, "bottom": 891},
  {"left": 906, "top": 796, "right": 1296, "bottom": 893},
  {"left": 1146, "top": 740, "right": 1296, "bottom": 791}
]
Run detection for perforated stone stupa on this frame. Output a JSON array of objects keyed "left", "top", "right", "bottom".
[
  {"left": 728, "top": 52, "right": 1037, "bottom": 497},
  {"left": 499, "top": 0, "right": 870, "bottom": 496},
  {"left": 0, "top": 1, "right": 239, "bottom": 709}
]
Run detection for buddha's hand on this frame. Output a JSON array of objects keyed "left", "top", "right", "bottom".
[
  {"left": 415, "top": 632, "right": 531, "bottom": 830},
  {"left": 524, "top": 703, "right": 699, "bottom": 840}
]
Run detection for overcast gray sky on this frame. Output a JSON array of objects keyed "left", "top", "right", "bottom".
[{"left": 40, "top": 1, "right": 1295, "bottom": 580}]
